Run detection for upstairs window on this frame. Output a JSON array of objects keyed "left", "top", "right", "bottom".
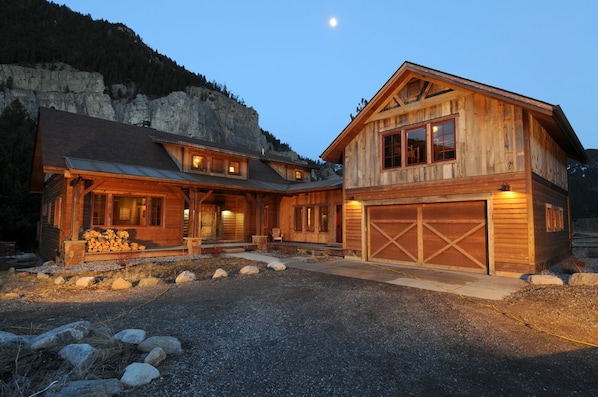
[
  {"left": 406, "top": 126, "right": 426, "bottom": 165},
  {"left": 432, "top": 119, "right": 456, "bottom": 162},
  {"left": 228, "top": 161, "right": 240, "bottom": 175},
  {"left": 212, "top": 158, "right": 225, "bottom": 173},
  {"left": 295, "top": 170, "right": 304, "bottom": 180},
  {"left": 382, "top": 117, "right": 456, "bottom": 169},
  {"left": 192, "top": 155, "right": 206, "bottom": 170}
]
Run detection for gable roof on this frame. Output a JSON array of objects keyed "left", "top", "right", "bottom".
[
  {"left": 31, "top": 107, "right": 337, "bottom": 194},
  {"left": 321, "top": 61, "right": 587, "bottom": 164}
]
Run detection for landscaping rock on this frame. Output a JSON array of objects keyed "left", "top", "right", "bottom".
[
  {"left": 267, "top": 261, "right": 287, "bottom": 271},
  {"left": 75, "top": 276, "right": 96, "bottom": 287},
  {"left": 30, "top": 320, "right": 91, "bottom": 350},
  {"left": 45, "top": 378, "right": 123, "bottom": 397},
  {"left": 138, "top": 335, "right": 182, "bottom": 354},
  {"left": 240, "top": 265, "right": 259, "bottom": 275},
  {"left": 54, "top": 276, "right": 66, "bottom": 285},
  {"left": 527, "top": 274, "right": 564, "bottom": 285},
  {"left": 144, "top": 346, "right": 167, "bottom": 367},
  {"left": 138, "top": 276, "right": 161, "bottom": 287},
  {"left": 0, "top": 330, "right": 20, "bottom": 347},
  {"left": 120, "top": 362, "right": 160, "bottom": 387},
  {"left": 212, "top": 268, "right": 228, "bottom": 279},
  {"left": 111, "top": 277, "right": 133, "bottom": 290},
  {"left": 2, "top": 292, "right": 20, "bottom": 299},
  {"left": 569, "top": 272, "right": 598, "bottom": 286},
  {"left": 175, "top": 270, "right": 196, "bottom": 284},
  {"left": 113, "top": 328, "right": 146, "bottom": 344},
  {"left": 58, "top": 343, "right": 100, "bottom": 373},
  {"left": 37, "top": 272, "right": 50, "bottom": 279}
]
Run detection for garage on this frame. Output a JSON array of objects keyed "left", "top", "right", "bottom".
[{"left": 368, "top": 201, "right": 488, "bottom": 274}]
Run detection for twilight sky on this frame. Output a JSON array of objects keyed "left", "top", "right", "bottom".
[{"left": 53, "top": 0, "right": 597, "bottom": 160}]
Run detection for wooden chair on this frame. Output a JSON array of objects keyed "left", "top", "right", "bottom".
[{"left": 272, "top": 228, "right": 284, "bottom": 242}]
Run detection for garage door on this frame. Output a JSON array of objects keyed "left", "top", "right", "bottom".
[{"left": 368, "top": 201, "right": 487, "bottom": 274}]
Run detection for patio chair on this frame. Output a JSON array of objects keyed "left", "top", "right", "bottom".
[{"left": 272, "top": 228, "right": 284, "bottom": 242}]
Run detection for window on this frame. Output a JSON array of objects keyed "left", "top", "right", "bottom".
[
  {"left": 149, "top": 197, "right": 163, "bottom": 226},
  {"left": 383, "top": 133, "right": 402, "bottom": 169},
  {"left": 382, "top": 118, "right": 456, "bottom": 169},
  {"left": 212, "top": 158, "right": 225, "bottom": 173},
  {"left": 192, "top": 155, "right": 206, "bottom": 170},
  {"left": 295, "top": 170, "right": 303, "bottom": 180},
  {"left": 113, "top": 196, "right": 146, "bottom": 226},
  {"left": 406, "top": 126, "right": 426, "bottom": 165},
  {"left": 294, "top": 207, "right": 303, "bottom": 231},
  {"left": 92, "top": 194, "right": 107, "bottom": 226},
  {"left": 432, "top": 119, "right": 456, "bottom": 162},
  {"left": 53, "top": 197, "right": 61, "bottom": 227},
  {"left": 546, "top": 204, "right": 564, "bottom": 232},
  {"left": 228, "top": 161, "right": 240, "bottom": 175},
  {"left": 306, "top": 206, "right": 315, "bottom": 232},
  {"left": 319, "top": 205, "right": 329, "bottom": 232}
]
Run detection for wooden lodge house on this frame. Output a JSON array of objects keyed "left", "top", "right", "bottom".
[
  {"left": 31, "top": 61, "right": 587, "bottom": 277},
  {"left": 321, "top": 61, "right": 587, "bottom": 277},
  {"left": 31, "top": 107, "right": 342, "bottom": 265}
]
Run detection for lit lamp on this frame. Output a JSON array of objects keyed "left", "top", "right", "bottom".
[{"left": 499, "top": 183, "right": 511, "bottom": 192}]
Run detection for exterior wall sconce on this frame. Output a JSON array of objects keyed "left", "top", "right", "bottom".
[
  {"left": 499, "top": 183, "right": 511, "bottom": 192},
  {"left": 346, "top": 196, "right": 355, "bottom": 201}
]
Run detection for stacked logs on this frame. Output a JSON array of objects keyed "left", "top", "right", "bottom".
[{"left": 82, "top": 229, "right": 146, "bottom": 253}]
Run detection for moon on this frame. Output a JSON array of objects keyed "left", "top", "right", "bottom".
[{"left": 329, "top": 17, "right": 338, "bottom": 28}]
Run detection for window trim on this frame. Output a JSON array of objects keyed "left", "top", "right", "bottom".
[{"left": 92, "top": 193, "right": 165, "bottom": 228}]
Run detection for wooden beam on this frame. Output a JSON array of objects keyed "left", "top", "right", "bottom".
[
  {"left": 369, "top": 90, "right": 464, "bottom": 122},
  {"left": 82, "top": 179, "right": 105, "bottom": 196}
]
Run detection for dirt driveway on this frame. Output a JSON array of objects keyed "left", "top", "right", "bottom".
[{"left": 1, "top": 257, "right": 597, "bottom": 396}]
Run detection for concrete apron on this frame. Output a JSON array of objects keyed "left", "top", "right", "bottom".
[{"left": 229, "top": 252, "right": 526, "bottom": 301}]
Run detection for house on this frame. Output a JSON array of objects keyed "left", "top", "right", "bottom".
[
  {"left": 321, "top": 61, "right": 587, "bottom": 277},
  {"left": 31, "top": 107, "right": 342, "bottom": 265}
]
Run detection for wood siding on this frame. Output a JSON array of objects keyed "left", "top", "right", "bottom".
[
  {"left": 529, "top": 117, "right": 569, "bottom": 190},
  {"left": 279, "top": 190, "right": 342, "bottom": 244},
  {"left": 39, "top": 175, "right": 65, "bottom": 260},
  {"left": 344, "top": 93, "right": 525, "bottom": 189}
]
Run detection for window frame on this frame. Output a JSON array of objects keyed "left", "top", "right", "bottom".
[
  {"left": 431, "top": 119, "right": 456, "bottom": 163},
  {"left": 91, "top": 193, "right": 165, "bottom": 228}
]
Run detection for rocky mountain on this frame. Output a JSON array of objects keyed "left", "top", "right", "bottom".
[{"left": 0, "top": 63, "right": 278, "bottom": 157}]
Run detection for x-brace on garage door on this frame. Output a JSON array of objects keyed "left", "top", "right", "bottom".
[{"left": 368, "top": 201, "right": 488, "bottom": 274}]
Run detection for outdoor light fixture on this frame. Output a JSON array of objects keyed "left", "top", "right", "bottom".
[{"left": 499, "top": 183, "right": 511, "bottom": 192}]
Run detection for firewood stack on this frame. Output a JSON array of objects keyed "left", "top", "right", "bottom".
[{"left": 82, "top": 229, "right": 146, "bottom": 252}]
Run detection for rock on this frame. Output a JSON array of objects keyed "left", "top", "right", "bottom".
[
  {"left": 267, "top": 261, "right": 287, "bottom": 271},
  {"left": 113, "top": 329, "right": 146, "bottom": 344},
  {"left": 138, "top": 335, "right": 182, "bottom": 354},
  {"left": 45, "top": 378, "right": 123, "bottom": 397},
  {"left": 2, "top": 292, "right": 21, "bottom": 299},
  {"left": 569, "top": 272, "right": 598, "bottom": 286},
  {"left": 527, "top": 274, "right": 564, "bottom": 285},
  {"left": 7, "top": 267, "right": 15, "bottom": 273},
  {"left": 111, "top": 277, "right": 133, "bottom": 290},
  {"left": 0, "top": 330, "right": 20, "bottom": 347},
  {"left": 120, "top": 362, "right": 160, "bottom": 387},
  {"left": 240, "top": 265, "right": 260, "bottom": 275},
  {"left": 144, "top": 346, "right": 167, "bottom": 367},
  {"left": 175, "top": 270, "right": 196, "bottom": 284},
  {"left": 212, "top": 268, "right": 228, "bottom": 279},
  {"left": 54, "top": 276, "right": 66, "bottom": 285},
  {"left": 75, "top": 276, "right": 96, "bottom": 287},
  {"left": 137, "top": 276, "right": 161, "bottom": 287},
  {"left": 58, "top": 343, "right": 100, "bottom": 373},
  {"left": 37, "top": 272, "right": 50, "bottom": 279},
  {"left": 30, "top": 320, "right": 91, "bottom": 350}
]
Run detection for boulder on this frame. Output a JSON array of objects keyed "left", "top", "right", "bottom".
[
  {"left": 45, "top": 378, "right": 123, "bottom": 397},
  {"left": 144, "top": 346, "right": 167, "bottom": 367},
  {"left": 120, "top": 362, "right": 160, "bottom": 387},
  {"left": 58, "top": 343, "right": 100, "bottom": 373},
  {"left": 113, "top": 329, "right": 146, "bottom": 345},
  {"left": 111, "top": 277, "right": 133, "bottom": 290},
  {"left": 54, "top": 276, "right": 66, "bottom": 285},
  {"left": 175, "top": 270, "right": 196, "bottom": 284},
  {"left": 267, "top": 261, "right": 287, "bottom": 271},
  {"left": 212, "top": 268, "right": 228, "bottom": 279},
  {"left": 138, "top": 335, "right": 182, "bottom": 354},
  {"left": 37, "top": 272, "right": 50, "bottom": 279},
  {"left": 527, "top": 274, "right": 564, "bottom": 285},
  {"left": 75, "top": 276, "right": 96, "bottom": 287},
  {"left": 569, "top": 272, "right": 598, "bottom": 286},
  {"left": 30, "top": 321, "right": 91, "bottom": 350},
  {"left": 137, "top": 277, "right": 161, "bottom": 287},
  {"left": 240, "top": 265, "right": 259, "bottom": 275}
]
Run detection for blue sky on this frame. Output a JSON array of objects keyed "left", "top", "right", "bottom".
[{"left": 54, "top": 0, "right": 597, "bottom": 160}]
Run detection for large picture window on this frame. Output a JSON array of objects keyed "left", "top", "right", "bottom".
[
  {"left": 382, "top": 118, "right": 456, "bottom": 169},
  {"left": 92, "top": 194, "right": 164, "bottom": 227}
]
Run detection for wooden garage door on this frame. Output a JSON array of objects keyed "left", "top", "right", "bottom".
[{"left": 368, "top": 201, "right": 487, "bottom": 274}]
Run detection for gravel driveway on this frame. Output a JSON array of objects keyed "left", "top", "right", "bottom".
[{"left": 2, "top": 266, "right": 597, "bottom": 396}]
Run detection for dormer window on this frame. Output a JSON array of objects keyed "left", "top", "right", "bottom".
[
  {"left": 192, "top": 155, "right": 206, "bottom": 170},
  {"left": 229, "top": 161, "right": 240, "bottom": 175},
  {"left": 212, "top": 158, "right": 225, "bottom": 173},
  {"left": 295, "top": 170, "right": 303, "bottom": 180}
]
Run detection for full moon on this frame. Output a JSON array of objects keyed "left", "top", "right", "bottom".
[{"left": 329, "top": 17, "right": 338, "bottom": 28}]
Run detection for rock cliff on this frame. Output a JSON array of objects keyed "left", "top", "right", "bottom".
[{"left": 0, "top": 63, "right": 272, "bottom": 154}]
